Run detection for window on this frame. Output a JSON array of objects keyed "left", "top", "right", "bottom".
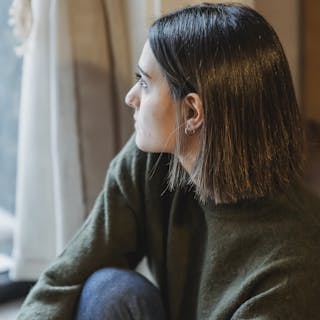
[{"left": 0, "top": 0, "right": 22, "bottom": 267}]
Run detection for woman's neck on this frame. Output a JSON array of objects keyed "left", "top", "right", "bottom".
[{"left": 178, "top": 135, "right": 201, "bottom": 175}]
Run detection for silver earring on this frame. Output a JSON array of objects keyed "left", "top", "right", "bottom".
[{"left": 184, "top": 126, "right": 196, "bottom": 136}]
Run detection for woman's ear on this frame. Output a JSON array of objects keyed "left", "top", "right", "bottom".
[{"left": 183, "top": 93, "right": 204, "bottom": 133}]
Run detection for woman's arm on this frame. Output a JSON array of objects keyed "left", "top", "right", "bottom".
[{"left": 17, "top": 136, "right": 148, "bottom": 319}]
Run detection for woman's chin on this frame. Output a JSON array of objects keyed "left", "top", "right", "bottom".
[
  {"left": 134, "top": 136, "right": 149, "bottom": 152},
  {"left": 135, "top": 138, "right": 175, "bottom": 154},
  {"left": 135, "top": 137, "right": 158, "bottom": 153}
]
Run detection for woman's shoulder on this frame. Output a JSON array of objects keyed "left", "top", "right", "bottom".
[{"left": 264, "top": 185, "right": 320, "bottom": 257}]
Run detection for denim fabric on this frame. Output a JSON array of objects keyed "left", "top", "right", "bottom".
[{"left": 74, "top": 268, "right": 167, "bottom": 320}]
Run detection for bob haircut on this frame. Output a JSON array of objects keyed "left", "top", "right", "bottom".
[{"left": 148, "top": 3, "right": 305, "bottom": 204}]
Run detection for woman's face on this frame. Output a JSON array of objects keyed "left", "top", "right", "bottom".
[{"left": 125, "top": 41, "right": 177, "bottom": 153}]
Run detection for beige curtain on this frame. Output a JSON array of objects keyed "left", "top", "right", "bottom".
[
  {"left": 69, "top": 0, "right": 133, "bottom": 210},
  {"left": 11, "top": 0, "right": 133, "bottom": 280}
]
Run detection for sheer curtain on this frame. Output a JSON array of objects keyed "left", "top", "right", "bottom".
[{"left": 10, "top": 0, "right": 133, "bottom": 281}]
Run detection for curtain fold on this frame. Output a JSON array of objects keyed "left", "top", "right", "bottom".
[
  {"left": 68, "top": 0, "right": 133, "bottom": 211},
  {"left": 49, "top": 0, "right": 85, "bottom": 252},
  {"left": 11, "top": 0, "right": 133, "bottom": 281}
]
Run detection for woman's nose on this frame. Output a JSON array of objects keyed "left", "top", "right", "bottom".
[{"left": 125, "top": 84, "right": 140, "bottom": 109}]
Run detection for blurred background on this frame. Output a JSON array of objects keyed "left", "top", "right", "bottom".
[{"left": 0, "top": 0, "right": 319, "bottom": 317}]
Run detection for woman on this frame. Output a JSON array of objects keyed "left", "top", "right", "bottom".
[{"left": 17, "top": 3, "right": 320, "bottom": 320}]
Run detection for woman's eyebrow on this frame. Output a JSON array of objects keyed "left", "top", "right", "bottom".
[{"left": 137, "top": 65, "right": 152, "bottom": 79}]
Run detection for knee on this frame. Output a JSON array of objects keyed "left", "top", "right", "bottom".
[
  {"left": 75, "top": 268, "right": 164, "bottom": 319},
  {"left": 81, "top": 268, "right": 158, "bottom": 300}
]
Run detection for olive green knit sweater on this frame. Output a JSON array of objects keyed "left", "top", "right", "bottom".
[{"left": 17, "top": 136, "right": 320, "bottom": 319}]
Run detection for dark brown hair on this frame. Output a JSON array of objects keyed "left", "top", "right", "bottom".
[{"left": 148, "top": 3, "right": 305, "bottom": 204}]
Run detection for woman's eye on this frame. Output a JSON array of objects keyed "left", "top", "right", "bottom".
[{"left": 135, "top": 73, "right": 148, "bottom": 88}]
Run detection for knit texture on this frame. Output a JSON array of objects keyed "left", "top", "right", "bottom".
[{"left": 17, "top": 135, "right": 320, "bottom": 319}]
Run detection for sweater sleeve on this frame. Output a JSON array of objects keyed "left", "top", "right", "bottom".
[{"left": 17, "top": 136, "right": 148, "bottom": 320}]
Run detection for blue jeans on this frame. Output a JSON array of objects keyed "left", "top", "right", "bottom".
[{"left": 74, "top": 268, "right": 167, "bottom": 320}]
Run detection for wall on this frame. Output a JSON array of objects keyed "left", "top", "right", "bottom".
[{"left": 302, "top": 0, "right": 320, "bottom": 121}]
